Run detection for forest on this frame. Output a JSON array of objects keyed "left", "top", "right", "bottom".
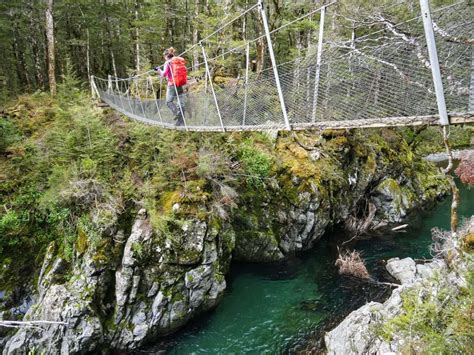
[{"left": 1, "top": 0, "right": 461, "bottom": 97}]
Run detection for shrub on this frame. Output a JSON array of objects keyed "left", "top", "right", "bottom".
[
  {"left": 237, "top": 139, "right": 273, "bottom": 188},
  {"left": 335, "top": 249, "right": 370, "bottom": 279},
  {"left": 455, "top": 151, "right": 474, "bottom": 186},
  {"left": 380, "top": 272, "right": 474, "bottom": 354},
  {"left": 0, "top": 117, "right": 20, "bottom": 154}
]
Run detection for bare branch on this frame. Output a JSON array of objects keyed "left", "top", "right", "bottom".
[
  {"left": 0, "top": 320, "right": 68, "bottom": 330},
  {"left": 335, "top": 247, "right": 370, "bottom": 279},
  {"left": 432, "top": 21, "right": 474, "bottom": 45},
  {"left": 371, "top": 15, "right": 431, "bottom": 70},
  {"left": 327, "top": 41, "right": 434, "bottom": 94}
]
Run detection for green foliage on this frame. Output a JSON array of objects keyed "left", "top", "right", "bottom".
[
  {"left": 380, "top": 267, "right": 474, "bottom": 354},
  {"left": 400, "top": 126, "right": 473, "bottom": 156},
  {"left": 131, "top": 242, "right": 144, "bottom": 259},
  {"left": 0, "top": 210, "right": 24, "bottom": 252},
  {"left": 0, "top": 117, "right": 20, "bottom": 153},
  {"left": 0, "top": 86, "right": 120, "bottom": 286},
  {"left": 56, "top": 61, "right": 85, "bottom": 105},
  {"left": 237, "top": 138, "right": 273, "bottom": 188}
]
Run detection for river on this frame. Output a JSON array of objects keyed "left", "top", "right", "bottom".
[{"left": 144, "top": 180, "right": 474, "bottom": 354}]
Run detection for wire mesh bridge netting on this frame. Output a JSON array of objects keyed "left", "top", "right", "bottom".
[{"left": 93, "top": 0, "right": 473, "bottom": 132}]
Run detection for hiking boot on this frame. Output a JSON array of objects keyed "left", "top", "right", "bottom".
[{"left": 175, "top": 111, "right": 185, "bottom": 126}]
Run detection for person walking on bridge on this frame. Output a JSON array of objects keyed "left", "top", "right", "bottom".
[{"left": 155, "top": 47, "right": 187, "bottom": 126}]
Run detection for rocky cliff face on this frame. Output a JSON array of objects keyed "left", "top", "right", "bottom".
[
  {"left": 2, "top": 129, "right": 449, "bottom": 353},
  {"left": 232, "top": 130, "right": 448, "bottom": 261},
  {"left": 3, "top": 209, "right": 234, "bottom": 353}
]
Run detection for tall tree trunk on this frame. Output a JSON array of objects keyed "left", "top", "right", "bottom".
[
  {"left": 11, "top": 13, "right": 30, "bottom": 90},
  {"left": 135, "top": 0, "right": 140, "bottom": 72},
  {"left": 103, "top": 2, "right": 116, "bottom": 76},
  {"left": 469, "top": 47, "right": 474, "bottom": 112},
  {"left": 29, "top": 2, "right": 44, "bottom": 88},
  {"left": 192, "top": 0, "right": 200, "bottom": 71},
  {"left": 185, "top": 0, "right": 190, "bottom": 52},
  {"left": 166, "top": 0, "right": 173, "bottom": 46},
  {"left": 111, "top": 50, "right": 118, "bottom": 80},
  {"left": 84, "top": 26, "right": 91, "bottom": 81},
  {"left": 81, "top": 25, "right": 91, "bottom": 81},
  {"left": 45, "top": 0, "right": 56, "bottom": 95}
]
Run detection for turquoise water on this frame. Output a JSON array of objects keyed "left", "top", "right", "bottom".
[{"left": 151, "top": 182, "right": 474, "bottom": 354}]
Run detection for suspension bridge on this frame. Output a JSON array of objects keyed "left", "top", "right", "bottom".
[{"left": 91, "top": 0, "right": 474, "bottom": 132}]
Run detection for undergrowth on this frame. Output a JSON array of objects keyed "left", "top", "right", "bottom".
[
  {"left": 0, "top": 74, "right": 275, "bottom": 292},
  {"left": 377, "top": 221, "right": 474, "bottom": 354}
]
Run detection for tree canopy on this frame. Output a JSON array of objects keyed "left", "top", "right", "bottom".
[{"left": 0, "top": 0, "right": 459, "bottom": 97}]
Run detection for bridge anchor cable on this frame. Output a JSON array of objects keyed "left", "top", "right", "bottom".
[{"left": 201, "top": 42, "right": 225, "bottom": 132}]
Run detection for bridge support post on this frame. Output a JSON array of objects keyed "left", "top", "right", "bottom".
[
  {"left": 149, "top": 76, "right": 164, "bottom": 125},
  {"left": 420, "top": 0, "right": 449, "bottom": 126},
  {"left": 133, "top": 78, "right": 147, "bottom": 119},
  {"left": 311, "top": 5, "right": 326, "bottom": 122},
  {"left": 242, "top": 42, "right": 250, "bottom": 126},
  {"left": 201, "top": 42, "right": 225, "bottom": 132},
  {"left": 90, "top": 75, "right": 100, "bottom": 99},
  {"left": 125, "top": 79, "right": 136, "bottom": 116},
  {"left": 116, "top": 79, "right": 126, "bottom": 112},
  {"left": 258, "top": 0, "right": 291, "bottom": 130},
  {"left": 107, "top": 75, "right": 113, "bottom": 94}
]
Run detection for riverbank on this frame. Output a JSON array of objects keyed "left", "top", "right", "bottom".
[
  {"left": 0, "top": 92, "right": 453, "bottom": 353},
  {"left": 325, "top": 218, "right": 474, "bottom": 354}
]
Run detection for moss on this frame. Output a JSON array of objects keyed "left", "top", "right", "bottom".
[
  {"left": 91, "top": 239, "right": 112, "bottom": 266},
  {"left": 463, "top": 233, "right": 474, "bottom": 249},
  {"left": 320, "top": 129, "right": 347, "bottom": 139},
  {"left": 215, "top": 272, "right": 225, "bottom": 283},
  {"left": 413, "top": 161, "right": 449, "bottom": 200},
  {"left": 160, "top": 191, "right": 182, "bottom": 214},
  {"left": 407, "top": 126, "right": 473, "bottom": 155},
  {"left": 378, "top": 178, "right": 401, "bottom": 194},
  {"left": 76, "top": 227, "right": 89, "bottom": 255}
]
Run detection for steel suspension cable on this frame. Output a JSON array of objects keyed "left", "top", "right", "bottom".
[{"left": 190, "top": 1, "right": 337, "bottom": 69}]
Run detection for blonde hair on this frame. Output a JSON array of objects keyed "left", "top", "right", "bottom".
[{"left": 164, "top": 47, "right": 177, "bottom": 59}]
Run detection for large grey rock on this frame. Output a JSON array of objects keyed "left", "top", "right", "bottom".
[
  {"left": 324, "top": 302, "right": 393, "bottom": 355},
  {"left": 386, "top": 257, "right": 417, "bottom": 284},
  {"left": 109, "top": 214, "right": 233, "bottom": 349},
  {"left": 3, "top": 271, "right": 105, "bottom": 355}
]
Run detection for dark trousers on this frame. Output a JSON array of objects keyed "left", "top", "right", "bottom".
[{"left": 166, "top": 85, "right": 185, "bottom": 126}]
